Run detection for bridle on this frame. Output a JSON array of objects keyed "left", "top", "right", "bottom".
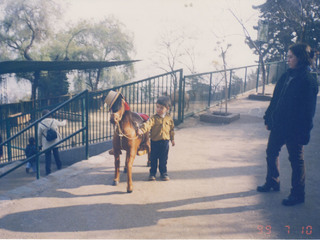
[
  {"left": 114, "top": 121, "right": 139, "bottom": 140},
  {"left": 111, "top": 100, "right": 139, "bottom": 143}
]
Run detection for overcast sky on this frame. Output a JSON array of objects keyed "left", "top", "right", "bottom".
[
  {"left": 5, "top": 0, "right": 266, "bottom": 102},
  {"left": 59, "top": 0, "right": 266, "bottom": 79}
]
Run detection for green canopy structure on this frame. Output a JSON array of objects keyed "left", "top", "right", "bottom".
[{"left": 0, "top": 60, "right": 139, "bottom": 75}]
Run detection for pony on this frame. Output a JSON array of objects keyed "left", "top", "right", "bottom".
[
  {"left": 163, "top": 90, "right": 195, "bottom": 112},
  {"left": 105, "top": 90, "right": 150, "bottom": 193}
]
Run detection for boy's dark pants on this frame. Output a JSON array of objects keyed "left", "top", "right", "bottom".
[
  {"left": 45, "top": 147, "right": 62, "bottom": 175},
  {"left": 150, "top": 140, "right": 169, "bottom": 176},
  {"left": 266, "top": 130, "right": 305, "bottom": 197}
]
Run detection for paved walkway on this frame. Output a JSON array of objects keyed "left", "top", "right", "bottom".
[{"left": 0, "top": 85, "right": 320, "bottom": 239}]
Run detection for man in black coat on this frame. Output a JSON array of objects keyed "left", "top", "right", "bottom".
[{"left": 257, "top": 43, "right": 318, "bottom": 206}]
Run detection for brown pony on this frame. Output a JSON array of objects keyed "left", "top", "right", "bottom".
[
  {"left": 106, "top": 91, "right": 150, "bottom": 193},
  {"left": 163, "top": 90, "right": 195, "bottom": 112}
]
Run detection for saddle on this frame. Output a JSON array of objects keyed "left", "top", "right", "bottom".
[
  {"left": 109, "top": 111, "right": 149, "bottom": 156},
  {"left": 131, "top": 112, "right": 149, "bottom": 141}
]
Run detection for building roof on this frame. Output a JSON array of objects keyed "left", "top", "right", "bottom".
[{"left": 0, "top": 60, "right": 139, "bottom": 75}]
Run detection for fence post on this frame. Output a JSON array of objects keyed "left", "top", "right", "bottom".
[
  {"left": 34, "top": 124, "right": 41, "bottom": 179},
  {"left": 244, "top": 67, "right": 248, "bottom": 92},
  {"left": 208, "top": 73, "right": 212, "bottom": 107},
  {"left": 81, "top": 95, "right": 86, "bottom": 145},
  {"left": 177, "top": 69, "right": 184, "bottom": 123},
  {"left": 85, "top": 90, "right": 89, "bottom": 160},
  {"left": 181, "top": 74, "right": 186, "bottom": 123},
  {"left": 5, "top": 118, "right": 12, "bottom": 162},
  {"left": 256, "top": 63, "right": 260, "bottom": 92}
]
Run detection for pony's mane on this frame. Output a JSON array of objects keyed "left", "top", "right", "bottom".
[
  {"left": 111, "top": 96, "right": 136, "bottom": 127},
  {"left": 111, "top": 95, "right": 123, "bottom": 113}
]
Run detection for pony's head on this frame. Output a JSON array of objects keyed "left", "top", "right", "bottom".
[
  {"left": 110, "top": 95, "right": 125, "bottom": 124},
  {"left": 105, "top": 90, "right": 130, "bottom": 124}
]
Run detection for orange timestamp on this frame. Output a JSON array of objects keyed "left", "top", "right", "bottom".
[{"left": 257, "top": 225, "right": 313, "bottom": 235}]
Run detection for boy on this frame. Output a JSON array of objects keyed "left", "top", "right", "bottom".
[
  {"left": 138, "top": 96, "right": 175, "bottom": 181},
  {"left": 25, "top": 137, "right": 38, "bottom": 173}
]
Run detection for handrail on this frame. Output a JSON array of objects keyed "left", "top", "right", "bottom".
[
  {"left": 0, "top": 127, "right": 85, "bottom": 179},
  {"left": 0, "top": 62, "right": 286, "bottom": 168},
  {"left": 96, "top": 69, "right": 184, "bottom": 91},
  {"left": 0, "top": 90, "right": 89, "bottom": 180},
  {"left": 0, "top": 90, "right": 88, "bottom": 149},
  {"left": 0, "top": 69, "right": 185, "bottom": 165},
  {"left": 184, "top": 61, "right": 284, "bottom": 78}
]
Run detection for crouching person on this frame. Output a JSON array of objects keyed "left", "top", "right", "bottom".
[{"left": 38, "top": 109, "right": 67, "bottom": 175}]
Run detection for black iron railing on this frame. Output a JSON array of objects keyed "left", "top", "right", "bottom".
[
  {"left": 0, "top": 62, "right": 287, "bottom": 167},
  {"left": 0, "top": 90, "right": 89, "bottom": 173}
]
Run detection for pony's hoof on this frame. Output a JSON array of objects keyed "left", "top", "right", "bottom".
[
  {"left": 127, "top": 188, "right": 133, "bottom": 193},
  {"left": 113, "top": 180, "right": 119, "bottom": 186}
]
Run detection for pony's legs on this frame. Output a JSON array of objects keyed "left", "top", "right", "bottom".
[
  {"left": 113, "top": 154, "right": 120, "bottom": 185},
  {"left": 126, "top": 150, "right": 136, "bottom": 193},
  {"left": 146, "top": 141, "right": 151, "bottom": 167}
]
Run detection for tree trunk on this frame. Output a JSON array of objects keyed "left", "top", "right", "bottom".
[
  {"left": 222, "top": 52, "right": 228, "bottom": 114},
  {"left": 260, "top": 55, "right": 266, "bottom": 95},
  {"left": 94, "top": 68, "right": 102, "bottom": 91},
  {"left": 31, "top": 71, "right": 40, "bottom": 121}
]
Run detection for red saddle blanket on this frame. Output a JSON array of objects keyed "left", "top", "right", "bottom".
[
  {"left": 124, "top": 101, "right": 149, "bottom": 122},
  {"left": 138, "top": 113, "right": 149, "bottom": 122}
]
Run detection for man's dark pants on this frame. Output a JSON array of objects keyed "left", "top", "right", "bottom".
[
  {"left": 45, "top": 147, "right": 62, "bottom": 175},
  {"left": 266, "top": 130, "right": 305, "bottom": 197}
]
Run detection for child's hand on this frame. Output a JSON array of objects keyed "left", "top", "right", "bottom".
[
  {"left": 171, "top": 140, "right": 175, "bottom": 146},
  {"left": 138, "top": 129, "right": 144, "bottom": 135}
]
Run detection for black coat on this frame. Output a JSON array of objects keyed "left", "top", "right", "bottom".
[{"left": 264, "top": 67, "right": 318, "bottom": 145}]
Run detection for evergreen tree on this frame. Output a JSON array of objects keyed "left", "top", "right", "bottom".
[{"left": 252, "top": 0, "right": 320, "bottom": 62}]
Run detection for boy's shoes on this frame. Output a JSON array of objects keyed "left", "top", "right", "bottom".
[
  {"left": 148, "top": 175, "right": 156, "bottom": 181},
  {"left": 148, "top": 174, "right": 170, "bottom": 181},
  {"left": 160, "top": 174, "right": 170, "bottom": 181}
]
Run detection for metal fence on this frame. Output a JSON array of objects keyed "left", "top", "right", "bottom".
[
  {"left": 0, "top": 69, "right": 184, "bottom": 165},
  {"left": 183, "top": 61, "right": 287, "bottom": 115},
  {"left": 0, "top": 62, "right": 286, "bottom": 166},
  {"left": 0, "top": 90, "right": 89, "bottom": 180},
  {"left": 0, "top": 90, "right": 89, "bottom": 165}
]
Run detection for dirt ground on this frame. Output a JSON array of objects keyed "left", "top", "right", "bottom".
[{"left": 0, "top": 84, "right": 320, "bottom": 239}]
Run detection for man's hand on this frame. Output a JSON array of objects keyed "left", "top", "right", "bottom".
[{"left": 171, "top": 140, "right": 175, "bottom": 146}]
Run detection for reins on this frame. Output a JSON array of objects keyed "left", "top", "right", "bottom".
[{"left": 114, "top": 121, "right": 139, "bottom": 140}]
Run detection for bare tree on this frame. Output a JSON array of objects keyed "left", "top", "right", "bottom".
[
  {"left": 215, "top": 41, "right": 231, "bottom": 114},
  {"left": 229, "top": 9, "right": 267, "bottom": 95}
]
